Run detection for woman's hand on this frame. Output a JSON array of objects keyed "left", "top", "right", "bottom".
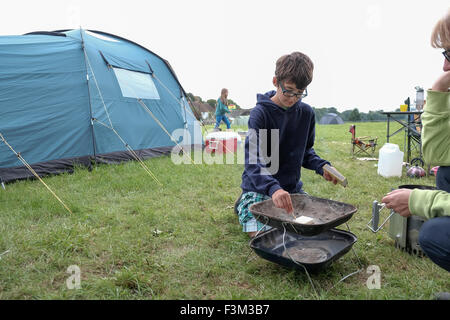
[
  {"left": 381, "top": 189, "right": 413, "bottom": 217},
  {"left": 272, "top": 189, "right": 293, "bottom": 214}
]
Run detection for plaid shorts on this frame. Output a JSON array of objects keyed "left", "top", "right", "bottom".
[
  {"left": 236, "top": 190, "right": 308, "bottom": 233},
  {"left": 236, "top": 192, "right": 272, "bottom": 233}
]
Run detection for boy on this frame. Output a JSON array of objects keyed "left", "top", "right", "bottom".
[{"left": 236, "top": 52, "right": 338, "bottom": 238}]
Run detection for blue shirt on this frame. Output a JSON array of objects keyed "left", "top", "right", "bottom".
[
  {"left": 240, "top": 91, "right": 330, "bottom": 196},
  {"left": 215, "top": 98, "right": 230, "bottom": 116}
]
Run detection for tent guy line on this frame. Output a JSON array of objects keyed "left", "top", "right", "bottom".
[
  {"left": 92, "top": 118, "right": 163, "bottom": 186},
  {"left": 137, "top": 99, "right": 195, "bottom": 165},
  {"left": 0, "top": 132, "right": 73, "bottom": 214}
]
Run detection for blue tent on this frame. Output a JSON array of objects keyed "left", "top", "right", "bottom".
[
  {"left": 319, "top": 113, "right": 344, "bottom": 125},
  {"left": 0, "top": 29, "right": 202, "bottom": 183}
]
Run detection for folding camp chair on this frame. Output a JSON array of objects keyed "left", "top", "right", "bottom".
[{"left": 349, "top": 125, "right": 378, "bottom": 157}]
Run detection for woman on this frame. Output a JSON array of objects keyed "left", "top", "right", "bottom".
[
  {"left": 214, "top": 88, "right": 231, "bottom": 130},
  {"left": 382, "top": 10, "right": 450, "bottom": 276},
  {"left": 425, "top": 9, "right": 450, "bottom": 192}
]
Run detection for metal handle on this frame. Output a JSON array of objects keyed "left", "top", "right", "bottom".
[{"left": 367, "top": 200, "right": 394, "bottom": 233}]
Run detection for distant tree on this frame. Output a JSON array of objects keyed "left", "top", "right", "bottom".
[
  {"left": 365, "top": 110, "right": 386, "bottom": 121},
  {"left": 312, "top": 107, "right": 326, "bottom": 122},
  {"left": 348, "top": 108, "right": 361, "bottom": 121},
  {"left": 340, "top": 110, "right": 353, "bottom": 121},
  {"left": 326, "top": 107, "right": 338, "bottom": 114},
  {"left": 366, "top": 111, "right": 378, "bottom": 121},
  {"left": 359, "top": 112, "right": 367, "bottom": 121},
  {"left": 186, "top": 92, "right": 196, "bottom": 102},
  {"left": 314, "top": 106, "right": 387, "bottom": 122},
  {"left": 187, "top": 94, "right": 242, "bottom": 110},
  {"left": 186, "top": 92, "right": 203, "bottom": 102},
  {"left": 206, "top": 99, "right": 217, "bottom": 109}
]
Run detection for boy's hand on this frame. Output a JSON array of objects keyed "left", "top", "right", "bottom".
[
  {"left": 431, "top": 71, "right": 450, "bottom": 92},
  {"left": 322, "top": 167, "right": 338, "bottom": 185},
  {"left": 381, "top": 189, "right": 412, "bottom": 217},
  {"left": 272, "top": 189, "right": 293, "bottom": 214}
]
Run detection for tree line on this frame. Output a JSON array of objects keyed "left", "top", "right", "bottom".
[
  {"left": 187, "top": 92, "right": 391, "bottom": 122},
  {"left": 186, "top": 92, "right": 241, "bottom": 110},
  {"left": 313, "top": 107, "right": 388, "bottom": 122}
]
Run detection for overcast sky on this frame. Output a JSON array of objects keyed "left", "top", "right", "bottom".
[{"left": 1, "top": 0, "right": 449, "bottom": 112}]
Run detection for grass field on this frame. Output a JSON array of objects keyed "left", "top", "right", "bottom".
[{"left": 0, "top": 121, "right": 448, "bottom": 300}]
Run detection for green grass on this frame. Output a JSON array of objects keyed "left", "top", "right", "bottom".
[{"left": 0, "top": 121, "right": 448, "bottom": 300}]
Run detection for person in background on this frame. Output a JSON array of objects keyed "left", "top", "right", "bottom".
[
  {"left": 214, "top": 88, "right": 231, "bottom": 131},
  {"left": 382, "top": 11, "right": 450, "bottom": 299},
  {"left": 235, "top": 52, "right": 338, "bottom": 238}
]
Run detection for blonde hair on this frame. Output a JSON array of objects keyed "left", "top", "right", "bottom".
[
  {"left": 431, "top": 9, "right": 450, "bottom": 49},
  {"left": 220, "top": 88, "right": 228, "bottom": 105}
]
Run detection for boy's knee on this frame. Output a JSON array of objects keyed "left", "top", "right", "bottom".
[{"left": 248, "top": 231, "right": 258, "bottom": 238}]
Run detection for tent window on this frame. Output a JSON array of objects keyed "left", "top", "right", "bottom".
[{"left": 112, "top": 67, "right": 160, "bottom": 100}]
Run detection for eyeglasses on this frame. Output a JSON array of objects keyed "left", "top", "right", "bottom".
[
  {"left": 443, "top": 50, "right": 450, "bottom": 62},
  {"left": 279, "top": 82, "right": 308, "bottom": 99}
]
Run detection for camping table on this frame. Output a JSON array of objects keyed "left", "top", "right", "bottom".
[{"left": 381, "top": 111, "right": 423, "bottom": 164}]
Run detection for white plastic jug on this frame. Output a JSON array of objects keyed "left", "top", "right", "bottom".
[{"left": 377, "top": 143, "right": 404, "bottom": 177}]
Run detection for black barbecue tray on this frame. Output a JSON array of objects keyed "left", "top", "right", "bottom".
[
  {"left": 249, "top": 194, "right": 357, "bottom": 236},
  {"left": 398, "top": 184, "right": 436, "bottom": 190},
  {"left": 249, "top": 228, "right": 357, "bottom": 273}
]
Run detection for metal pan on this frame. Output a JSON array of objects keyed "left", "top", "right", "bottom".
[
  {"left": 249, "top": 194, "right": 357, "bottom": 236},
  {"left": 398, "top": 184, "right": 435, "bottom": 190},
  {"left": 249, "top": 228, "right": 357, "bottom": 273}
]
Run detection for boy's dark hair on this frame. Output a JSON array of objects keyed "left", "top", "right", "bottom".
[{"left": 275, "top": 52, "right": 314, "bottom": 90}]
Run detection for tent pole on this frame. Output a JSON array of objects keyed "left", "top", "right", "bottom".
[{"left": 79, "top": 28, "right": 98, "bottom": 161}]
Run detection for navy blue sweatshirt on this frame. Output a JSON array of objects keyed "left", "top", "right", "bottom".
[{"left": 240, "top": 91, "right": 330, "bottom": 197}]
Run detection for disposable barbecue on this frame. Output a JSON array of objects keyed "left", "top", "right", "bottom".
[{"left": 250, "top": 194, "right": 357, "bottom": 236}]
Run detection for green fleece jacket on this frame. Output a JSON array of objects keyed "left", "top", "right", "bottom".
[
  {"left": 409, "top": 90, "right": 450, "bottom": 220},
  {"left": 410, "top": 189, "right": 450, "bottom": 219},
  {"left": 421, "top": 90, "right": 450, "bottom": 166}
]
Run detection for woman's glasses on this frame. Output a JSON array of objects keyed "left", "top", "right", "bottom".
[{"left": 443, "top": 50, "right": 450, "bottom": 62}]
